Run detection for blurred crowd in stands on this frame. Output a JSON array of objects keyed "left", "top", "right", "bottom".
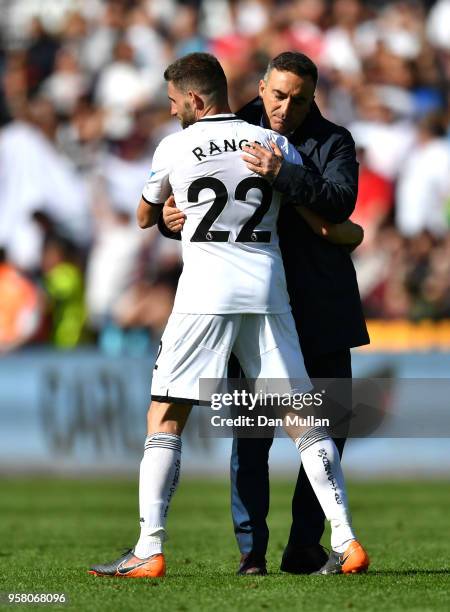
[{"left": 0, "top": 0, "right": 450, "bottom": 353}]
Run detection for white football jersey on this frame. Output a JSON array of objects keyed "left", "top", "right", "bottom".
[{"left": 142, "top": 114, "right": 302, "bottom": 314}]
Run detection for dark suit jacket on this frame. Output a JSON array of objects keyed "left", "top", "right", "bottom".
[{"left": 158, "top": 99, "right": 370, "bottom": 356}]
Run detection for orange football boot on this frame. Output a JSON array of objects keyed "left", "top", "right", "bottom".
[
  {"left": 340, "top": 541, "right": 370, "bottom": 574},
  {"left": 314, "top": 540, "right": 370, "bottom": 575},
  {"left": 89, "top": 549, "right": 166, "bottom": 578}
]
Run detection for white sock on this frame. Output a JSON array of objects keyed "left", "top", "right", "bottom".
[
  {"left": 134, "top": 432, "right": 182, "bottom": 558},
  {"left": 296, "top": 427, "right": 355, "bottom": 553}
]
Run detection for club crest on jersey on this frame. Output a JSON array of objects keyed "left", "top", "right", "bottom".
[{"left": 192, "top": 139, "right": 262, "bottom": 161}]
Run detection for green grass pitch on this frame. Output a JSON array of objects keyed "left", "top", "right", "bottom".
[{"left": 0, "top": 478, "right": 449, "bottom": 611}]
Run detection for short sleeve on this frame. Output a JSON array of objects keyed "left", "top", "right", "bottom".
[{"left": 142, "top": 139, "right": 172, "bottom": 205}]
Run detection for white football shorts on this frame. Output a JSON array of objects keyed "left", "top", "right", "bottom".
[{"left": 150, "top": 312, "right": 311, "bottom": 404}]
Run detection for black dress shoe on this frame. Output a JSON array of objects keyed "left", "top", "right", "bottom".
[
  {"left": 237, "top": 552, "right": 267, "bottom": 575},
  {"left": 280, "top": 543, "right": 329, "bottom": 574}
]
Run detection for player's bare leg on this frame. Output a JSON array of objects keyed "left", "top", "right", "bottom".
[
  {"left": 147, "top": 400, "right": 192, "bottom": 435},
  {"left": 89, "top": 401, "right": 191, "bottom": 578},
  {"left": 281, "top": 412, "right": 369, "bottom": 574}
]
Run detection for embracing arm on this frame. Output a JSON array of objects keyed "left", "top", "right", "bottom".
[
  {"left": 136, "top": 197, "right": 162, "bottom": 229},
  {"left": 242, "top": 130, "right": 359, "bottom": 223},
  {"left": 296, "top": 206, "right": 364, "bottom": 251},
  {"left": 140, "top": 136, "right": 174, "bottom": 230},
  {"left": 156, "top": 195, "right": 184, "bottom": 239},
  {"left": 273, "top": 132, "right": 358, "bottom": 223}
]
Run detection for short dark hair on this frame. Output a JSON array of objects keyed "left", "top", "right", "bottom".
[
  {"left": 163, "top": 53, "right": 228, "bottom": 104},
  {"left": 264, "top": 51, "right": 318, "bottom": 87}
]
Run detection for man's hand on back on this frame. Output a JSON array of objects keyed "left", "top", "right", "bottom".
[
  {"left": 163, "top": 195, "right": 185, "bottom": 233},
  {"left": 297, "top": 206, "right": 364, "bottom": 252},
  {"left": 241, "top": 141, "right": 283, "bottom": 182}
]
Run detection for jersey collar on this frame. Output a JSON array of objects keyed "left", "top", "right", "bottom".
[{"left": 197, "top": 113, "right": 242, "bottom": 122}]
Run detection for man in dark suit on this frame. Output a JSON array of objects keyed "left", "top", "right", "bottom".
[{"left": 161, "top": 51, "right": 369, "bottom": 575}]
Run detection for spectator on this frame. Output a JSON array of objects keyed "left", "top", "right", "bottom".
[
  {"left": 0, "top": 247, "right": 42, "bottom": 352},
  {"left": 396, "top": 112, "right": 450, "bottom": 238},
  {"left": 0, "top": 97, "right": 90, "bottom": 270},
  {"left": 41, "top": 235, "right": 86, "bottom": 349},
  {"left": 351, "top": 145, "right": 394, "bottom": 248},
  {"left": 95, "top": 37, "right": 154, "bottom": 139},
  {"left": 41, "top": 47, "right": 88, "bottom": 115},
  {"left": 25, "top": 17, "right": 60, "bottom": 94}
]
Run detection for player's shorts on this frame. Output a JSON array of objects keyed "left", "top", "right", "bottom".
[{"left": 151, "top": 312, "right": 311, "bottom": 404}]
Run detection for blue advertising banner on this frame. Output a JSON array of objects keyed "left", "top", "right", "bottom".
[{"left": 1, "top": 349, "right": 450, "bottom": 476}]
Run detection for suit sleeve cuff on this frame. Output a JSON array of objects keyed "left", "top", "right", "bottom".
[
  {"left": 273, "top": 160, "right": 307, "bottom": 196},
  {"left": 157, "top": 210, "right": 181, "bottom": 241}
]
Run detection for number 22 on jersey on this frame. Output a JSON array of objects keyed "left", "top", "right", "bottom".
[{"left": 188, "top": 176, "right": 273, "bottom": 243}]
